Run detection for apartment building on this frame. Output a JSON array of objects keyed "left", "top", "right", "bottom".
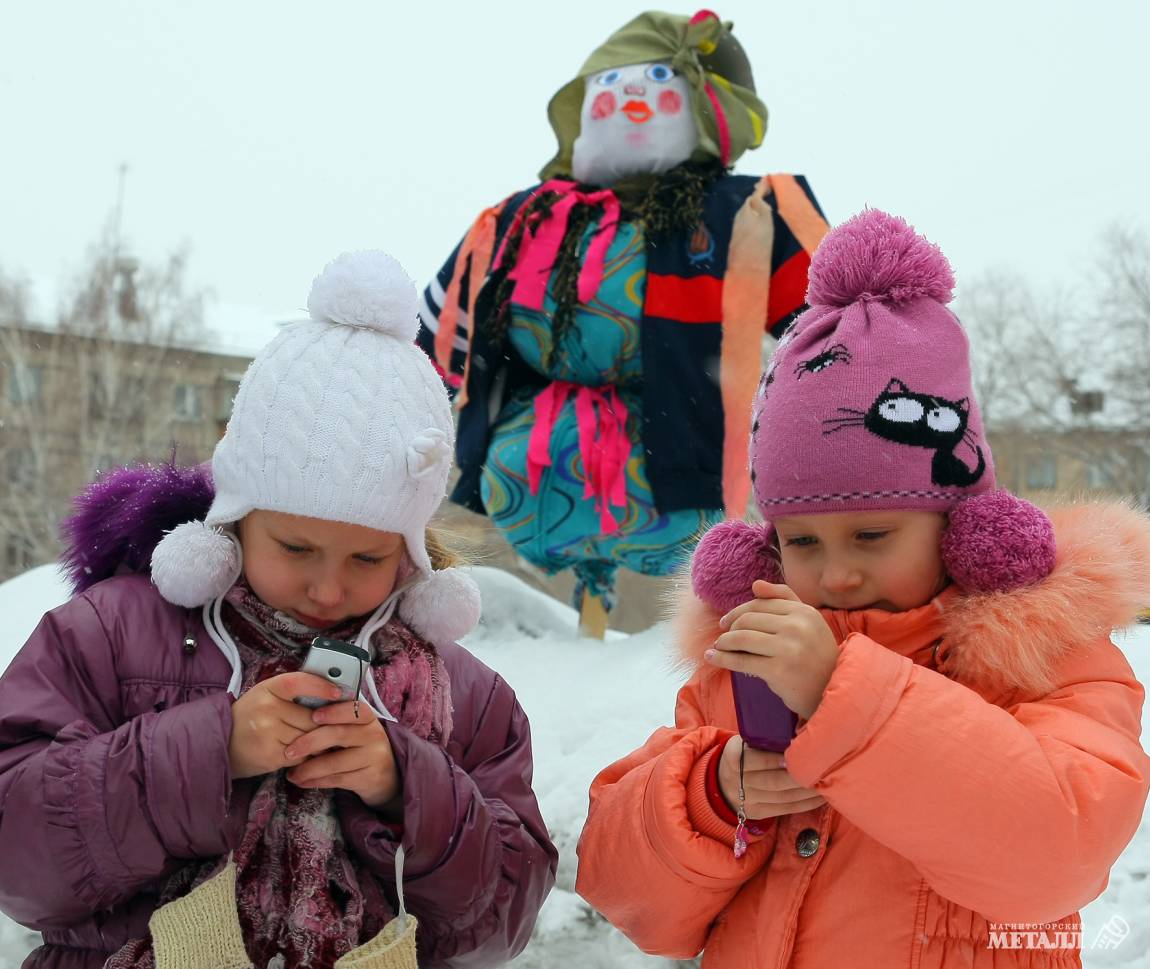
[{"left": 0, "top": 322, "right": 251, "bottom": 581}]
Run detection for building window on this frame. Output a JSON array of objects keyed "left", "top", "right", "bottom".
[
  {"left": 92, "top": 453, "right": 118, "bottom": 475},
  {"left": 1085, "top": 456, "right": 1114, "bottom": 490},
  {"left": 173, "top": 384, "right": 203, "bottom": 420},
  {"left": 122, "top": 376, "right": 148, "bottom": 421},
  {"left": 216, "top": 377, "right": 241, "bottom": 420},
  {"left": 5, "top": 536, "right": 35, "bottom": 572},
  {"left": 1025, "top": 454, "right": 1058, "bottom": 490},
  {"left": 7, "top": 363, "right": 44, "bottom": 405},
  {"left": 7, "top": 447, "right": 37, "bottom": 487},
  {"left": 88, "top": 374, "right": 108, "bottom": 419}
]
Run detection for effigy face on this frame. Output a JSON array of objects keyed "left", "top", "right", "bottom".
[{"left": 571, "top": 61, "right": 698, "bottom": 186}]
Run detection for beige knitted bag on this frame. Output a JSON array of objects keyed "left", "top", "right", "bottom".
[{"left": 149, "top": 846, "right": 418, "bottom": 969}]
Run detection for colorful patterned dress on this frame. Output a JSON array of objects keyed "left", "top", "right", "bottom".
[{"left": 480, "top": 218, "right": 722, "bottom": 606}]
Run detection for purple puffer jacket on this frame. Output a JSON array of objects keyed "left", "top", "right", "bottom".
[{"left": 0, "top": 573, "right": 557, "bottom": 969}]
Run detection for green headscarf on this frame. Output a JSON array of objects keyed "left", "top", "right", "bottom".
[{"left": 540, "top": 10, "right": 768, "bottom": 181}]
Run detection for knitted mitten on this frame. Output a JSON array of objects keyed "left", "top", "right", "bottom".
[{"left": 148, "top": 860, "right": 252, "bottom": 969}]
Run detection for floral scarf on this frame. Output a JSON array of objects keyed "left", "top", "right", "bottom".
[{"left": 106, "top": 579, "right": 452, "bottom": 969}]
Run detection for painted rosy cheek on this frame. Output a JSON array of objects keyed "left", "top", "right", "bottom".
[
  {"left": 657, "top": 90, "right": 683, "bottom": 115},
  {"left": 591, "top": 91, "right": 617, "bottom": 120}
]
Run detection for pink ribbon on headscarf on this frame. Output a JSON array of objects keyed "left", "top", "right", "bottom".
[
  {"left": 527, "top": 380, "right": 630, "bottom": 535},
  {"left": 496, "top": 179, "right": 622, "bottom": 311}
]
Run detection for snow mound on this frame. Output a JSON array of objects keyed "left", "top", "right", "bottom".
[
  {"left": 0, "top": 564, "right": 70, "bottom": 675},
  {"left": 0, "top": 566, "right": 1146, "bottom": 967}
]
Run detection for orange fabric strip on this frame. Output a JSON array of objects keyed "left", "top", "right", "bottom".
[
  {"left": 769, "top": 173, "right": 829, "bottom": 256},
  {"left": 435, "top": 227, "right": 477, "bottom": 373},
  {"left": 456, "top": 203, "right": 504, "bottom": 409},
  {"left": 720, "top": 176, "right": 775, "bottom": 518}
]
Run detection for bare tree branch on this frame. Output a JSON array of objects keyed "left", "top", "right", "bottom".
[
  {"left": 960, "top": 225, "right": 1150, "bottom": 507},
  {"left": 1, "top": 230, "right": 213, "bottom": 575}
]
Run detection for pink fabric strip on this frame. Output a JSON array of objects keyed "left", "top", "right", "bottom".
[
  {"left": 527, "top": 381, "right": 569, "bottom": 495},
  {"left": 702, "top": 81, "right": 731, "bottom": 166},
  {"left": 577, "top": 192, "right": 621, "bottom": 304},
  {"left": 505, "top": 179, "right": 621, "bottom": 312},
  {"left": 527, "top": 381, "right": 630, "bottom": 535},
  {"left": 512, "top": 191, "right": 578, "bottom": 309},
  {"left": 573, "top": 386, "right": 630, "bottom": 534}
]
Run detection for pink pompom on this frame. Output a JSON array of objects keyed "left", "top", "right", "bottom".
[
  {"left": 806, "top": 209, "right": 955, "bottom": 308},
  {"left": 691, "top": 519, "right": 782, "bottom": 612},
  {"left": 941, "top": 492, "right": 1056, "bottom": 594}
]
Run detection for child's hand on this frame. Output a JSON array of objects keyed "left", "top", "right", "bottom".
[
  {"left": 284, "top": 701, "right": 402, "bottom": 814},
  {"left": 706, "top": 579, "right": 839, "bottom": 720},
  {"left": 718, "top": 736, "right": 826, "bottom": 820},
  {"left": 228, "top": 672, "right": 340, "bottom": 780}
]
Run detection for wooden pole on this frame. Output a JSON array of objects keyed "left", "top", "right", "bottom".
[{"left": 579, "top": 586, "right": 609, "bottom": 639}]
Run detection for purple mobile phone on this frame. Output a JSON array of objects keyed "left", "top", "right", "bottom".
[{"left": 731, "top": 672, "right": 797, "bottom": 752}]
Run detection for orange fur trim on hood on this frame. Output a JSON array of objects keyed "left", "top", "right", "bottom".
[{"left": 673, "top": 500, "right": 1150, "bottom": 697}]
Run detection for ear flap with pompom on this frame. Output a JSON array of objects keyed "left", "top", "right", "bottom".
[
  {"left": 399, "top": 567, "right": 482, "bottom": 644},
  {"left": 151, "top": 521, "right": 242, "bottom": 608},
  {"left": 941, "top": 491, "right": 1056, "bottom": 594},
  {"left": 690, "top": 519, "right": 783, "bottom": 613}
]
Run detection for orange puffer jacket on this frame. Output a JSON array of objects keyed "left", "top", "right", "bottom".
[{"left": 576, "top": 502, "right": 1150, "bottom": 968}]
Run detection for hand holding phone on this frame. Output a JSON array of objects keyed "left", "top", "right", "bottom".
[
  {"left": 708, "top": 580, "right": 838, "bottom": 747},
  {"left": 295, "top": 637, "right": 370, "bottom": 709},
  {"left": 227, "top": 671, "right": 342, "bottom": 779},
  {"left": 717, "top": 736, "right": 825, "bottom": 820}
]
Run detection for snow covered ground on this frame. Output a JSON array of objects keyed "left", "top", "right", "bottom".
[{"left": 0, "top": 565, "right": 1147, "bottom": 968}]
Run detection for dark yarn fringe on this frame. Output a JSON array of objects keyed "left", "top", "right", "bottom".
[
  {"left": 628, "top": 160, "right": 727, "bottom": 239},
  {"left": 481, "top": 162, "right": 726, "bottom": 369}
]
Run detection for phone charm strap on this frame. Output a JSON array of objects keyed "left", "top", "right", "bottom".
[{"left": 733, "top": 739, "right": 749, "bottom": 859}]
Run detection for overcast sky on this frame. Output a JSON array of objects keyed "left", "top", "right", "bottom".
[{"left": 3, "top": 0, "right": 1148, "bottom": 352}]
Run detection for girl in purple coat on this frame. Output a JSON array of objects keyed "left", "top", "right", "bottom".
[{"left": 0, "top": 251, "right": 557, "bottom": 969}]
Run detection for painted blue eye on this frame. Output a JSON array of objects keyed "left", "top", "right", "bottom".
[
  {"left": 646, "top": 64, "right": 674, "bottom": 83},
  {"left": 596, "top": 70, "right": 622, "bottom": 86}
]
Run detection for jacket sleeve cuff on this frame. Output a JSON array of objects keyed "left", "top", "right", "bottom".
[
  {"left": 686, "top": 746, "right": 739, "bottom": 844},
  {"left": 380, "top": 720, "right": 465, "bottom": 878},
  {"left": 785, "top": 632, "right": 913, "bottom": 788},
  {"left": 704, "top": 746, "right": 739, "bottom": 825},
  {"left": 687, "top": 743, "right": 777, "bottom": 845}
]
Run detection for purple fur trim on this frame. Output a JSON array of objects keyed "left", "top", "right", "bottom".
[
  {"left": 941, "top": 491, "right": 1056, "bottom": 594},
  {"left": 690, "top": 519, "right": 783, "bottom": 613},
  {"left": 806, "top": 209, "right": 955, "bottom": 308},
  {"left": 60, "top": 462, "right": 214, "bottom": 595}
]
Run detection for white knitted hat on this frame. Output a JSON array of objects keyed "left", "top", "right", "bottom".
[{"left": 151, "top": 250, "right": 480, "bottom": 645}]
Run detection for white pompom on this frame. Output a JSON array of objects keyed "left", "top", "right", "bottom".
[
  {"left": 307, "top": 250, "right": 419, "bottom": 340},
  {"left": 399, "top": 568, "right": 482, "bottom": 644},
  {"left": 151, "top": 521, "right": 241, "bottom": 607}
]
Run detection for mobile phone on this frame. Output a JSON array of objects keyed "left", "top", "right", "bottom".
[
  {"left": 295, "top": 637, "right": 370, "bottom": 709},
  {"left": 731, "top": 672, "right": 797, "bottom": 752}
]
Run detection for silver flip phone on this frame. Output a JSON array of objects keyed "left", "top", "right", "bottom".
[{"left": 295, "top": 637, "right": 370, "bottom": 709}]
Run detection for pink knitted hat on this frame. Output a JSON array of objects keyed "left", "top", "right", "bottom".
[
  {"left": 690, "top": 209, "right": 1057, "bottom": 611},
  {"left": 751, "top": 208, "right": 994, "bottom": 517}
]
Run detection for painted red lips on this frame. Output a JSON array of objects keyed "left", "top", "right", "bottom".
[{"left": 621, "top": 99, "right": 654, "bottom": 124}]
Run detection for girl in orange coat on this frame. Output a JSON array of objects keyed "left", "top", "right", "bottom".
[{"left": 575, "top": 209, "right": 1150, "bottom": 968}]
